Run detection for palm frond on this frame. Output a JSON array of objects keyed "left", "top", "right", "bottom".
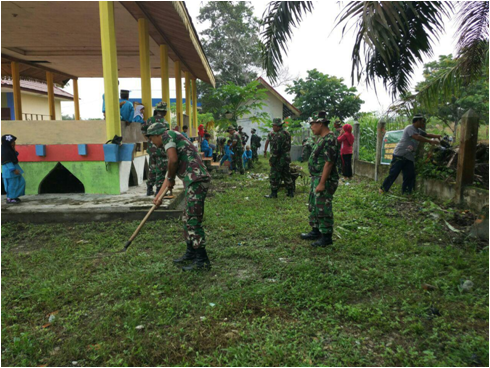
[
  {"left": 260, "top": 1, "right": 314, "bottom": 83},
  {"left": 335, "top": 1, "right": 453, "bottom": 97},
  {"left": 456, "top": 1, "right": 489, "bottom": 83}
]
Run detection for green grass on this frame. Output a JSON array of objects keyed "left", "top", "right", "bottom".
[{"left": 2, "top": 158, "right": 488, "bottom": 366}]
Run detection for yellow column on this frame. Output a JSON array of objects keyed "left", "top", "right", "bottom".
[
  {"left": 185, "top": 71, "right": 191, "bottom": 126},
  {"left": 73, "top": 78, "right": 81, "bottom": 120},
  {"left": 11, "top": 61, "right": 22, "bottom": 120},
  {"left": 160, "top": 45, "right": 171, "bottom": 124},
  {"left": 174, "top": 60, "right": 183, "bottom": 128},
  {"left": 46, "top": 71, "right": 56, "bottom": 120},
  {"left": 138, "top": 18, "right": 151, "bottom": 120},
  {"left": 192, "top": 78, "right": 198, "bottom": 136},
  {"left": 99, "top": 1, "right": 121, "bottom": 140}
]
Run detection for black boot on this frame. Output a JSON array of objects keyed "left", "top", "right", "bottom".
[
  {"left": 286, "top": 189, "right": 295, "bottom": 198},
  {"left": 265, "top": 190, "right": 278, "bottom": 198},
  {"left": 146, "top": 183, "right": 154, "bottom": 196},
  {"left": 173, "top": 241, "right": 196, "bottom": 264},
  {"left": 311, "top": 233, "right": 333, "bottom": 248},
  {"left": 300, "top": 227, "right": 321, "bottom": 240},
  {"left": 182, "top": 247, "right": 211, "bottom": 271}
]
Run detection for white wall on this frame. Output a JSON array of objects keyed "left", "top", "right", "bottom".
[{"left": 237, "top": 90, "right": 284, "bottom": 154}]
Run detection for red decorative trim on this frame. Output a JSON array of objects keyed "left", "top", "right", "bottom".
[{"left": 17, "top": 144, "right": 105, "bottom": 162}]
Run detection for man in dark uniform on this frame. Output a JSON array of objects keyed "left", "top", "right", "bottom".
[
  {"left": 301, "top": 111, "right": 340, "bottom": 247},
  {"left": 238, "top": 125, "right": 249, "bottom": 146},
  {"left": 265, "top": 118, "right": 294, "bottom": 198},
  {"left": 250, "top": 128, "right": 262, "bottom": 163},
  {"left": 228, "top": 126, "right": 244, "bottom": 175},
  {"left": 141, "top": 102, "right": 169, "bottom": 196},
  {"left": 148, "top": 122, "right": 212, "bottom": 271}
]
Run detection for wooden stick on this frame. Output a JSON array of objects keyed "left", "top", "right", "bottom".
[{"left": 123, "top": 187, "right": 169, "bottom": 251}]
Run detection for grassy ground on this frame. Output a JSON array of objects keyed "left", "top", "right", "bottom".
[{"left": 2, "top": 158, "right": 488, "bottom": 367}]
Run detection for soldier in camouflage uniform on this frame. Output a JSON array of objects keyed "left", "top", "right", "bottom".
[
  {"left": 238, "top": 125, "right": 249, "bottom": 146},
  {"left": 148, "top": 122, "right": 212, "bottom": 271},
  {"left": 141, "top": 102, "right": 169, "bottom": 196},
  {"left": 265, "top": 118, "right": 294, "bottom": 198},
  {"left": 250, "top": 128, "right": 262, "bottom": 163},
  {"left": 301, "top": 111, "right": 340, "bottom": 247},
  {"left": 227, "top": 126, "right": 244, "bottom": 175},
  {"left": 301, "top": 136, "right": 316, "bottom": 162}
]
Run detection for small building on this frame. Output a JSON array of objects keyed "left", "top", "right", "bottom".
[
  {"left": 1, "top": 78, "right": 74, "bottom": 120},
  {"left": 237, "top": 77, "right": 300, "bottom": 153},
  {"left": 1, "top": 1, "right": 215, "bottom": 195}
]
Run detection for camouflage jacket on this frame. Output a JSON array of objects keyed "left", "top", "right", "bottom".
[
  {"left": 302, "top": 136, "right": 316, "bottom": 162},
  {"left": 250, "top": 134, "right": 262, "bottom": 148},
  {"left": 230, "top": 132, "right": 243, "bottom": 154},
  {"left": 308, "top": 132, "right": 340, "bottom": 184},
  {"left": 269, "top": 128, "right": 291, "bottom": 166},
  {"left": 143, "top": 116, "right": 169, "bottom": 158},
  {"left": 161, "top": 130, "right": 211, "bottom": 187}
]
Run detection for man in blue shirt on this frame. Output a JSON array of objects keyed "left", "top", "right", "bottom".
[{"left": 119, "top": 90, "right": 134, "bottom": 123}]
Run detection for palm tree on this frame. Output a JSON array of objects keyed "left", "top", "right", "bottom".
[{"left": 260, "top": 1, "right": 489, "bottom": 102}]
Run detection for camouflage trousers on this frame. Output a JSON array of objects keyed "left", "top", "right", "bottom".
[
  {"left": 270, "top": 163, "right": 294, "bottom": 191},
  {"left": 183, "top": 180, "right": 210, "bottom": 249},
  {"left": 251, "top": 146, "right": 259, "bottom": 162},
  {"left": 232, "top": 150, "right": 244, "bottom": 173},
  {"left": 147, "top": 150, "right": 168, "bottom": 187},
  {"left": 308, "top": 176, "right": 338, "bottom": 235}
]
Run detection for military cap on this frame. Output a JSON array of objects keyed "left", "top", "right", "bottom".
[
  {"left": 238, "top": 125, "right": 243, "bottom": 130},
  {"left": 311, "top": 111, "right": 329, "bottom": 124},
  {"left": 154, "top": 102, "right": 168, "bottom": 112},
  {"left": 227, "top": 125, "right": 236, "bottom": 132},
  {"left": 272, "top": 118, "right": 283, "bottom": 126},
  {"left": 146, "top": 122, "right": 166, "bottom": 136},
  {"left": 251, "top": 128, "right": 256, "bottom": 133}
]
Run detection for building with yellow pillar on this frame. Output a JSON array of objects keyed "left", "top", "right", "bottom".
[{"left": 1, "top": 1, "right": 215, "bottom": 195}]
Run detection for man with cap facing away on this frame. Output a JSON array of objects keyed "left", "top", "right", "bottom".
[
  {"left": 250, "top": 128, "right": 262, "bottom": 163},
  {"left": 265, "top": 118, "right": 294, "bottom": 198},
  {"left": 380, "top": 114, "right": 441, "bottom": 195},
  {"left": 147, "top": 122, "right": 212, "bottom": 271},
  {"left": 238, "top": 125, "right": 249, "bottom": 146},
  {"left": 301, "top": 111, "right": 340, "bottom": 247},
  {"left": 141, "top": 102, "right": 169, "bottom": 196},
  {"left": 227, "top": 126, "right": 245, "bottom": 175}
]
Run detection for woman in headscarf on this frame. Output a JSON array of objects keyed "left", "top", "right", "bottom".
[
  {"left": 133, "top": 104, "right": 145, "bottom": 123},
  {"left": 337, "top": 123, "right": 355, "bottom": 179},
  {"left": 2, "top": 134, "right": 26, "bottom": 204}
]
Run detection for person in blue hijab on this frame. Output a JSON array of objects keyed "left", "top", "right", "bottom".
[
  {"left": 2, "top": 134, "right": 26, "bottom": 204},
  {"left": 133, "top": 104, "right": 145, "bottom": 123}
]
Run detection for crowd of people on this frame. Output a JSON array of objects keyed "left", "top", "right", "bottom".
[{"left": 2, "top": 97, "right": 441, "bottom": 272}]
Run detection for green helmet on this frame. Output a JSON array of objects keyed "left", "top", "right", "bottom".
[
  {"left": 146, "top": 122, "right": 166, "bottom": 136},
  {"left": 154, "top": 102, "right": 167, "bottom": 112},
  {"left": 272, "top": 118, "right": 283, "bottom": 126}
]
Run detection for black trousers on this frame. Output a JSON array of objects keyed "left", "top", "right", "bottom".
[
  {"left": 381, "top": 155, "right": 416, "bottom": 194},
  {"left": 341, "top": 154, "right": 352, "bottom": 178}
]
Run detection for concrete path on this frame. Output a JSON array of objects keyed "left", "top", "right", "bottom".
[{"left": 1, "top": 179, "right": 185, "bottom": 224}]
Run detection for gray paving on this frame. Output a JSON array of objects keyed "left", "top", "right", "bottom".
[{"left": 1, "top": 180, "right": 185, "bottom": 224}]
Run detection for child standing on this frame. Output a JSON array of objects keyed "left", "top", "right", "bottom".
[
  {"left": 2, "top": 134, "right": 26, "bottom": 204},
  {"left": 220, "top": 139, "right": 234, "bottom": 169}
]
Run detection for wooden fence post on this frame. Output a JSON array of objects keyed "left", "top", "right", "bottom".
[
  {"left": 353, "top": 121, "right": 360, "bottom": 175},
  {"left": 374, "top": 120, "right": 386, "bottom": 181},
  {"left": 455, "top": 109, "right": 479, "bottom": 204}
]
